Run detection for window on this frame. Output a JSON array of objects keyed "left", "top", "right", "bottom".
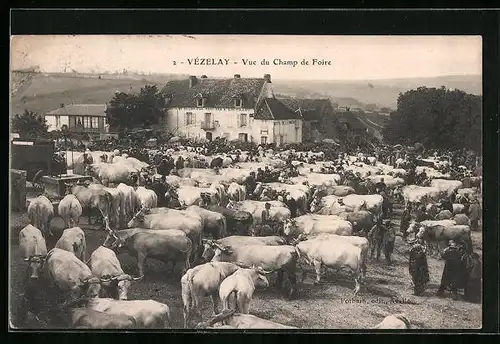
[
  {"left": 186, "top": 112, "right": 195, "bottom": 125},
  {"left": 197, "top": 98, "right": 203, "bottom": 107},
  {"left": 84, "top": 116, "right": 91, "bottom": 128},
  {"left": 238, "top": 133, "right": 248, "bottom": 142},
  {"left": 55, "top": 116, "right": 61, "bottom": 128},
  {"left": 239, "top": 114, "right": 247, "bottom": 127},
  {"left": 92, "top": 117, "right": 99, "bottom": 128},
  {"left": 261, "top": 136, "right": 267, "bottom": 144},
  {"left": 279, "top": 135, "right": 284, "bottom": 145},
  {"left": 235, "top": 98, "right": 242, "bottom": 107}
]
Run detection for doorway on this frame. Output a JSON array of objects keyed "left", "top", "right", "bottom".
[{"left": 206, "top": 132, "right": 213, "bottom": 141}]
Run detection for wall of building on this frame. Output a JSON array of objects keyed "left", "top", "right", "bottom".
[
  {"left": 44, "top": 115, "right": 69, "bottom": 132},
  {"left": 253, "top": 119, "right": 302, "bottom": 146},
  {"left": 166, "top": 107, "right": 255, "bottom": 142},
  {"left": 166, "top": 106, "right": 302, "bottom": 146}
]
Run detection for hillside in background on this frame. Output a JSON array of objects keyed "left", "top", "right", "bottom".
[
  {"left": 10, "top": 71, "right": 188, "bottom": 117},
  {"left": 10, "top": 71, "right": 481, "bottom": 143},
  {"left": 272, "top": 74, "right": 481, "bottom": 109}
]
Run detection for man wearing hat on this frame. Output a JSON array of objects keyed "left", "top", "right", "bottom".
[
  {"left": 368, "top": 218, "right": 387, "bottom": 261},
  {"left": 150, "top": 174, "right": 168, "bottom": 207},
  {"left": 82, "top": 148, "right": 93, "bottom": 176},
  {"left": 382, "top": 219, "right": 396, "bottom": 264},
  {"left": 400, "top": 204, "right": 412, "bottom": 238},
  {"left": 468, "top": 198, "right": 481, "bottom": 231}
]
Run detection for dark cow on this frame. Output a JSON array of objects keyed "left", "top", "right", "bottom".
[{"left": 206, "top": 205, "right": 253, "bottom": 236}]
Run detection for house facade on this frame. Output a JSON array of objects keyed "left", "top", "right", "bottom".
[
  {"left": 162, "top": 74, "right": 302, "bottom": 146},
  {"left": 44, "top": 104, "right": 108, "bottom": 137}
]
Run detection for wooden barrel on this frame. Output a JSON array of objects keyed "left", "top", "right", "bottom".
[{"left": 11, "top": 169, "right": 27, "bottom": 213}]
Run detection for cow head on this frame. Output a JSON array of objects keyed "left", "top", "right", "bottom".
[
  {"left": 79, "top": 276, "right": 102, "bottom": 299},
  {"left": 99, "top": 274, "right": 143, "bottom": 300},
  {"left": 24, "top": 255, "right": 47, "bottom": 280},
  {"left": 211, "top": 242, "right": 233, "bottom": 262},
  {"left": 283, "top": 218, "right": 298, "bottom": 237},
  {"left": 415, "top": 225, "right": 428, "bottom": 240},
  {"left": 127, "top": 207, "right": 149, "bottom": 228},
  {"left": 250, "top": 266, "right": 270, "bottom": 289},
  {"left": 63, "top": 182, "right": 76, "bottom": 196}
]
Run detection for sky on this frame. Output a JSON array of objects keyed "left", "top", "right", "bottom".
[{"left": 10, "top": 35, "right": 482, "bottom": 81}]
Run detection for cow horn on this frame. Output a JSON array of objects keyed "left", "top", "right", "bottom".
[
  {"left": 256, "top": 266, "right": 272, "bottom": 274},
  {"left": 24, "top": 258, "right": 29, "bottom": 261},
  {"left": 132, "top": 274, "right": 144, "bottom": 281}
]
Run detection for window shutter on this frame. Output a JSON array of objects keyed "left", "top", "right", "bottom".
[
  {"left": 184, "top": 113, "right": 188, "bottom": 125},
  {"left": 193, "top": 113, "right": 197, "bottom": 124},
  {"left": 237, "top": 113, "right": 241, "bottom": 127}
]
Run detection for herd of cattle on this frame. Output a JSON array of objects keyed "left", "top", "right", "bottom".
[{"left": 15, "top": 146, "right": 482, "bottom": 329}]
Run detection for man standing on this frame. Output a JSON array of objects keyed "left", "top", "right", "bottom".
[
  {"left": 244, "top": 172, "right": 257, "bottom": 198},
  {"left": 285, "top": 194, "right": 298, "bottom": 218},
  {"left": 415, "top": 205, "right": 431, "bottom": 223},
  {"left": 375, "top": 178, "right": 387, "bottom": 194},
  {"left": 400, "top": 204, "right": 412, "bottom": 238},
  {"left": 382, "top": 220, "right": 396, "bottom": 264},
  {"left": 408, "top": 240, "right": 430, "bottom": 296},
  {"left": 468, "top": 198, "right": 481, "bottom": 231},
  {"left": 436, "top": 240, "right": 464, "bottom": 300},
  {"left": 368, "top": 218, "right": 386, "bottom": 261},
  {"left": 440, "top": 197, "right": 453, "bottom": 213},
  {"left": 150, "top": 174, "right": 168, "bottom": 207},
  {"left": 258, "top": 202, "right": 274, "bottom": 236}
]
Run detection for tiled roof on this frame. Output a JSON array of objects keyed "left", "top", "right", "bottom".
[
  {"left": 46, "top": 104, "right": 107, "bottom": 117},
  {"left": 278, "top": 98, "right": 333, "bottom": 122},
  {"left": 161, "top": 77, "right": 266, "bottom": 109},
  {"left": 254, "top": 98, "right": 303, "bottom": 120}
]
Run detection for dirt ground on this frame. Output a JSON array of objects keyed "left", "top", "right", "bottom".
[{"left": 9, "top": 203, "right": 482, "bottom": 330}]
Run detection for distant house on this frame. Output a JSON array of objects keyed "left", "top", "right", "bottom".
[
  {"left": 336, "top": 111, "right": 368, "bottom": 141},
  {"left": 44, "top": 104, "right": 108, "bottom": 137},
  {"left": 279, "top": 98, "right": 339, "bottom": 142},
  {"left": 161, "top": 74, "right": 302, "bottom": 146}
]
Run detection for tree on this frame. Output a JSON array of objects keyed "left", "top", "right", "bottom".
[
  {"left": 383, "top": 86, "right": 481, "bottom": 152},
  {"left": 105, "top": 84, "right": 166, "bottom": 133},
  {"left": 11, "top": 110, "right": 49, "bottom": 139}
]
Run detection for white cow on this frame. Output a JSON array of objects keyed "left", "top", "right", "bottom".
[{"left": 296, "top": 236, "right": 363, "bottom": 294}]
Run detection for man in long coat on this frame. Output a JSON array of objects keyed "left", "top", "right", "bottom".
[
  {"left": 409, "top": 240, "right": 430, "bottom": 296},
  {"left": 436, "top": 240, "right": 466, "bottom": 300},
  {"left": 468, "top": 198, "right": 481, "bottom": 231}
]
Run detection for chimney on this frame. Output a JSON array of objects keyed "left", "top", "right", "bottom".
[
  {"left": 60, "top": 103, "right": 65, "bottom": 108},
  {"left": 189, "top": 76, "right": 198, "bottom": 88},
  {"left": 234, "top": 74, "right": 241, "bottom": 79},
  {"left": 264, "top": 74, "right": 271, "bottom": 83},
  {"left": 201, "top": 75, "right": 207, "bottom": 79}
]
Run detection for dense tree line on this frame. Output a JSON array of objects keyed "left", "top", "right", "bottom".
[
  {"left": 11, "top": 110, "right": 49, "bottom": 139},
  {"left": 383, "top": 86, "right": 482, "bottom": 152},
  {"left": 106, "top": 85, "right": 166, "bottom": 134}
]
